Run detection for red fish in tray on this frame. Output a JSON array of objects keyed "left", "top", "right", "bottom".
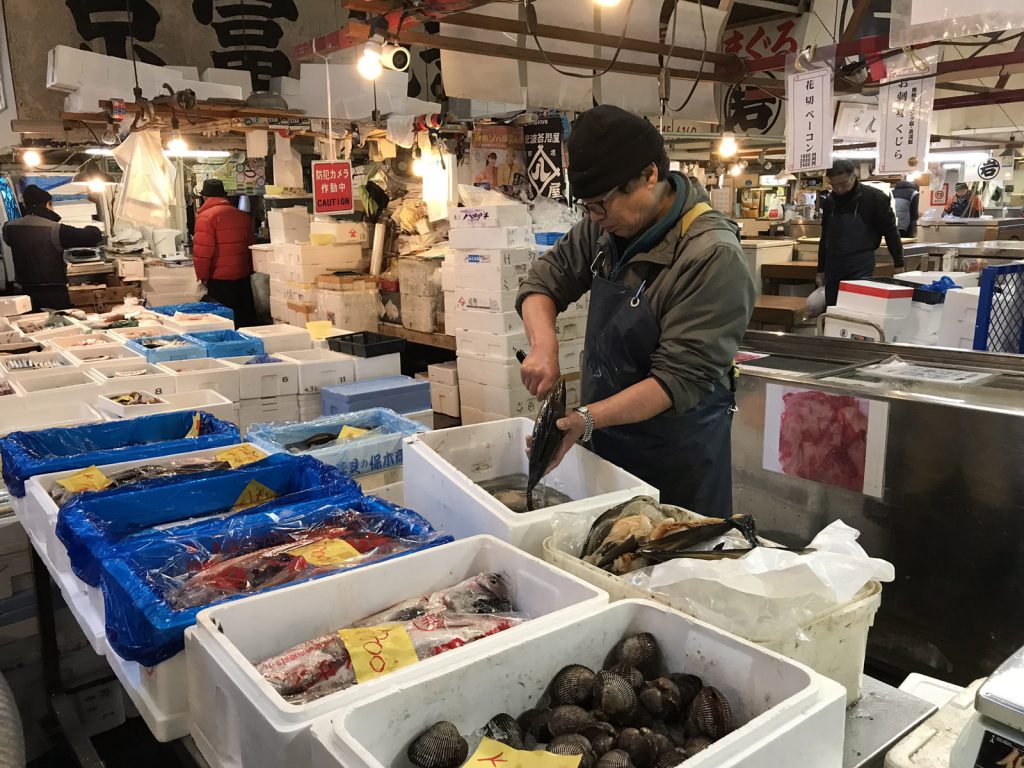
[
  {"left": 255, "top": 573, "right": 524, "bottom": 703},
  {"left": 168, "top": 526, "right": 406, "bottom": 610}
]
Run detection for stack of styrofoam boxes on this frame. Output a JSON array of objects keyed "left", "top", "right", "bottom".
[
  {"left": 142, "top": 261, "right": 204, "bottom": 307},
  {"left": 937, "top": 287, "right": 984, "bottom": 350},
  {"left": 266, "top": 207, "right": 312, "bottom": 324},
  {"left": 275, "top": 243, "right": 369, "bottom": 327},
  {"left": 427, "top": 361, "right": 460, "bottom": 418},
  {"left": 896, "top": 271, "right": 982, "bottom": 347},
  {"left": 823, "top": 281, "right": 914, "bottom": 343},
  {"left": 226, "top": 355, "right": 300, "bottom": 432},
  {"left": 398, "top": 252, "right": 445, "bottom": 333},
  {"left": 268, "top": 207, "right": 311, "bottom": 246},
  {"left": 316, "top": 274, "right": 379, "bottom": 333}
]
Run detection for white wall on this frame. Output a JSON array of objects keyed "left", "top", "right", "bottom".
[{"left": 0, "top": 0, "right": 20, "bottom": 150}]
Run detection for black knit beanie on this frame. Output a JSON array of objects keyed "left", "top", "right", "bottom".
[
  {"left": 567, "top": 106, "right": 664, "bottom": 199},
  {"left": 22, "top": 185, "right": 52, "bottom": 208}
]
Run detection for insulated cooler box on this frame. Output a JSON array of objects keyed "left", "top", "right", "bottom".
[
  {"left": 183, "top": 330, "right": 265, "bottom": 359},
  {"left": 320, "top": 376, "right": 430, "bottom": 416},
  {"left": 151, "top": 302, "right": 234, "bottom": 322}
]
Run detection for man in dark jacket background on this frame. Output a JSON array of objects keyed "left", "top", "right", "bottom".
[
  {"left": 893, "top": 179, "right": 920, "bottom": 239},
  {"left": 2, "top": 185, "right": 103, "bottom": 310},
  {"left": 192, "top": 179, "right": 257, "bottom": 327},
  {"left": 817, "top": 160, "right": 904, "bottom": 306}
]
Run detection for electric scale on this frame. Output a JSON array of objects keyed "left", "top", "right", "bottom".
[{"left": 951, "top": 645, "right": 1024, "bottom": 767}]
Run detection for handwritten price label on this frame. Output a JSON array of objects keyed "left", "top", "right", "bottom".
[
  {"left": 215, "top": 445, "right": 268, "bottom": 469},
  {"left": 466, "top": 738, "right": 582, "bottom": 768},
  {"left": 57, "top": 466, "right": 113, "bottom": 493},
  {"left": 185, "top": 412, "right": 201, "bottom": 438},
  {"left": 231, "top": 479, "right": 278, "bottom": 511},
  {"left": 338, "top": 425, "right": 369, "bottom": 441},
  {"left": 337, "top": 624, "right": 418, "bottom": 683},
  {"left": 288, "top": 538, "right": 360, "bottom": 567}
]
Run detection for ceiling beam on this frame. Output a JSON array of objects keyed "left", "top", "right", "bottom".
[
  {"left": 934, "top": 88, "right": 1024, "bottom": 110},
  {"left": 995, "top": 35, "right": 1024, "bottom": 89}
]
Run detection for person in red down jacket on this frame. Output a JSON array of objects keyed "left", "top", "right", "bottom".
[{"left": 192, "top": 178, "right": 257, "bottom": 327}]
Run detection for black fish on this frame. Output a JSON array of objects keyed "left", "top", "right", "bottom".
[
  {"left": 526, "top": 380, "right": 567, "bottom": 511},
  {"left": 284, "top": 432, "right": 339, "bottom": 453}
]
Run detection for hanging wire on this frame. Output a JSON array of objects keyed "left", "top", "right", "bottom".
[
  {"left": 124, "top": 0, "right": 142, "bottom": 98},
  {"left": 662, "top": 0, "right": 708, "bottom": 114},
  {"left": 522, "top": 0, "right": 639, "bottom": 79}
]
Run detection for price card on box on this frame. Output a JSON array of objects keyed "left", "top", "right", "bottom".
[
  {"left": 311, "top": 160, "right": 354, "bottom": 214},
  {"left": 467, "top": 738, "right": 582, "bottom": 768},
  {"left": 338, "top": 623, "right": 419, "bottom": 683}
]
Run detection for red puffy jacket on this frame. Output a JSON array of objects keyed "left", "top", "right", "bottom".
[{"left": 192, "top": 198, "right": 255, "bottom": 281}]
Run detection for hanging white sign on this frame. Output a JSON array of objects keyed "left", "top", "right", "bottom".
[
  {"left": 785, "top": 67, "right": 833, "bottom": 174},
  {"left": 878, "top": 63, "right": 936, "bottom": 175}
]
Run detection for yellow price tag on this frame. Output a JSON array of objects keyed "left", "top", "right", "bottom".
[
  {"left": 306, "top": 320, "right": 334, "bottom": 340},
  {"left": 466, "top": 738, "right": 582, "bottom": 768},
  {"left": 231, "top": 479, "right": 278, "bottom": 511},
  {"left": 337, "top": 624, "right": 419, "bottom": 684},
  {"left": 288, "top": 537, "right": 360, "bottom": 567},
  {"left": 337, "top": 425, "right": 369, "bottom": 441},
  {"left": 184, "top": 412, "right": 201, "bottom": 438},
  {"left": 57, "top": 466, "right": 113, "bottom": 493},
  {"left": 215, "top": 445, "right": 268, "bottom": 469}
]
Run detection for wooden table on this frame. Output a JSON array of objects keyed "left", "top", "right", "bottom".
[
  {"left": 378, "top": 322, "right": 456, "bottom": 351},
  {"left": 760, "top": 261, "right": 896, "bottom": 295},
  {"left": 749, "top": 295, "right": 809, "bottom": 331}
]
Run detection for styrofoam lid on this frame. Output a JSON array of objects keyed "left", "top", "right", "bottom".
[{"left": 839, "top": 280, "right": 913, "bottom": 299}]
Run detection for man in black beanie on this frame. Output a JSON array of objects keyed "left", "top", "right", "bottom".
[
  {"left": 2, "top": 184, "right": 103, "bottom": 310},
  {"left": 516, "top": 106, "right": 754, "bottom": 516}
]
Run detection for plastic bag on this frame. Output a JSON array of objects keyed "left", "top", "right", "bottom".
[
  {"left": 457, "top": 184, "right": 518, "bottom": 208},
  {"left": 529, "top": 195, "right": 580, "bottom": 235},
  {"left": 150, "top": 302, "right": 234, "bottom": 321},
  {"left": 56, "top": 453, "right": 358, "bottom": 587},
  {"left": 112, "top": 130, "right": 175, "bottom": 229},
  {"left": 100, "top": 494, "right": 452, "bottom": 666},
  {"left": 0, "top": 411, "right": 240, "bottom": 497},
  {"left": 805, "top": 286, "right": 827, "bottom": 319},
  {"left": 629, "top": 520, "right": 894, "bottom": 644},
  {"left": 257, "top": 572, "right": 525, "bottom": 703}
]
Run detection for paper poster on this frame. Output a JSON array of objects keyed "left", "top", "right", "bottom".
[
  {"left": 834, "top": 102, "right": 880, "bottom": 143},
  {"left": 524, "top": 116, "right": 567, "bottom": 203},
  {"left": 785, "top": 67, "right": 832, "bottom": 174},
  {"left": 471, "top": 125, "right": 527, "bottom": 198},
  {"left": 763, "top": 384, "right": 889, "bottom": 497},
  {"left": 878, "top": 67, "right": 936, "bottom": 175}
]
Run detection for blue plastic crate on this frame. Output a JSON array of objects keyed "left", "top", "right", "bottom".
[
  {"left": 321, "top": 376, "right": 430, "bottom": 416},
  {"left": 0, "top": 412, "right": 239, "bottom": 497},
  {"left": 56, "top": 453, "right": 357, "bottom": 586},
  {"left": 150, "top": 302, "right": 234, "bottom": 321},
  {"left": 100, "top": 495, "right": 452, "bottom": 665},
  {"left": 183, "top": 330, "right": 265, "bottom": 359},
  {"left": 125, "top": 335, "right": 206, "bottom": 364}
]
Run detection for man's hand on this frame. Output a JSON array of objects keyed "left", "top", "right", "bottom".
[
  {"left": 523, "top": 410, "right": 586, "bottom": 477},
  {"left": 520, "top": 343, "right": 561, "bottom": 398},
  {"left": 816, "top": 272, "right": 825, "bottom": 288}
]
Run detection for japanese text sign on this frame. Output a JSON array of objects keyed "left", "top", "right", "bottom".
[
  {"left": 878, "top": 59, "right": 936, "bottom": 175},
  {"left": 312, "top": 160, "right": 354, "bottom": 215},
  {"left": 786, "top": 67, "right": 832, "bottom": 174}
]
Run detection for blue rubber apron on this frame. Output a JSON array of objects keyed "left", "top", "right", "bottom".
[
  {"left": 824, "top": 199, "right": 877, "bottom": 307},
  {"left": 581, "top": 203, "right": 736, "bottom": 516}
]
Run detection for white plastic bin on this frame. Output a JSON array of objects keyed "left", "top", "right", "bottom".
[
  {"left": 86, "top": 360, "right": 177, "bottom": 397},
  {"left": 402, "top": 418, "right": 657, "bottom": 556},
  {"left": 157, "top": 358, "right": 241, "bottom": 402},
  {"left": 310, "top": 600, "right": 847, "bottom": 768},
  {"left": 277, "top": 349, "right": 355, "bottom": 394},
  {"left": 238, "top": 325, "right": 312, "bottom": 355},
  {"left": 185, "top": 535, "right": 609, "bottom": 768},
  {"left": 224, "top": 356, "right": 299, "bottom": 399}
]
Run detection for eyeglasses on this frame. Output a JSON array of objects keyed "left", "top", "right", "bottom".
[{"left": 575, "top": 186, "right": 621, "bottom": 219}]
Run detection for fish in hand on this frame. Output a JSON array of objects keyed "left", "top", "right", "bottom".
[{"left": 526, "top": 379, "right": 567, "bottom": 511}]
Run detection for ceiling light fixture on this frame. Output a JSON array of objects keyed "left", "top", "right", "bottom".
[{"left": 22, "top": 149, "right": 42, "bottom": 168}]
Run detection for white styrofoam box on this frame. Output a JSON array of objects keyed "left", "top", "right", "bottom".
[
  {"left": 251, "top": 244, "right": 274, "bottom": 274},
  {"left": 46, "top": 333, "right": 118, "bottom": 352},
  {"left": 885, "top": 680, "right": 980, "bottom": 768},
  {"left": 237, "top": 396, "right": 300, "bottom": 432},
  {"left": 144, "top": 291, "right": 206, "bottom": 307},
  {"left": 202, "top": 67, "right": 253, "bottom": 91},
  {"left": 86, "top": 360, "right": 177, "bottom": 397},
  {"left": 440, "top": 261, "right": 457, "bottom": 292},
  {"left": 907, "top": 302, "right": 945, "bottom": 346},
  {"left": 26, "top": 325, "right": 86, "bottom": 343},
  {"left": 404, "top": 409, "right": 434, "bottom": 430},
  {"left": 430, "top": 381, "right": 460, "bottom": 417},
  {"left": 450, "top": 203, "right": 532, "bottom": 230},
  {"left": 162, "top": 313, "right": 235, "bottom": 334},
  {"left": 189, "top": 79, "right": 245, "bottom": 101},
  {"left": 559, "top": 338, "right": 585, "bottom": 373},
  {"left": 1, "top": 350, "right": 77, "bottom": 378},
  {"left": 450, "top": 286, "right": 519, "bottom": 313},
  {"left": 0, "top": 295, "right": 31, "bottom": 316},
  {"left": 166, "top": 65, "right": 200, "bottom": 80},
  {"left": 12, "top": 369, "right": 102, "bottom": 404},
  {"left": 456, "top": 352, "right": 520, "bottom": 389},
  {"left": 298, "top": 392, "right": 322, "bottom": 420},
  {"left": 268, "top": 208, "right": 311, "bottom": 245},
  {"left": 937, "top": 287, "right": 982, "bottom": 350},
  {"left": 837, "top": 280, "right": 914, "bottom": 317},
  {"left": 108, "top": 325, "right": 172, "bottom": 343},
  {"left": 276, "top": 243, "right": 364, "bottom": 268},
  {"left": 310, "top": 220, "right": 368, "bottom": 245},
  {"left": 317, "top": 290, "right": 379, "bottom": 333},
  {"left": 267, "top": 263, "right": 288, "bottom": 283},
  {"left": 284, "top": 282, "right": 316, "bottom": 304},
  {"left": 269, "top": 298, "right": 288, "bottom": 323},
  {"left": 66, "top": 345, "right": 145, "bottom": 366},
  {"left": 224, "top": 356, "right": 299, "bottom": 399},
  {"left": 427, "top": 361, "right": 458, "bottom": 387},
  {"left": 311, "top": 600, "right": 846, "bottom": 768},
  {"left": 452, "top": 308, "right": 523, "bottom": 335},
  {"left": 448, "top": 227, "right": 533, "bottom": 251},
  {"left": 47, "top": 45, "right": 113, "bottom": 91},
  {"left": 158, "top": 390, "right": 236, "bottom": 422},
  {"left": 336, "top": 352, "right": 402, "bottom": 382},
  {"left": 277, "top": 349, "right": 355, "bottom": 394},
  {"left": 0, "top": 401, "right": 104, "bottom": 439},
  {"left": 185, "top": 535, "right": 608, "bottom": 768},
  {"left": 898, "top": 673, "right": 964, "bottom": 710},
  {"left": 310, "top": 328, "right": 348, "bottom": 350},
  {"left": 238, "top": 324, "right": 312, "bottom": 355},
  {"left": 459, "top": 404, "right": 503, "bottom": 425},
  {"left": 115, "top": 258, "right": 146, "bottom": 281},
  {"left": 105, "top": 643, "right": 189, "bottom": 741},
  {"left": 270, "top": 76, "right": 301, "bottom": 97},
  {"left": 95, "top": 390, "right": 170, "bottom": 419},
  {"left": 286, "top": 260, "right": 369, "bottom": 285},
  {"left": 155, "top": 358, "right": 241, "bottom": 402},
  {"left": 459, "top": 379, "right": 534, "bottom": 418},
  {"left": 822, "top": 307, "right": 910, "bottom": 343},
  {"left": 455, "top": 328, "right": 528, "bottom": 360},
  {"left": 452, "top": 260, "right": 531, "bottom": 292},
  {"left": 404, "top": 418, "right": 657, "bottom": 556},
  {"left": 897, "top": 270, "right": 980, "bottom": 288},
  {"left": 292, "top": 63, "right": 408, "bottom": 119}
]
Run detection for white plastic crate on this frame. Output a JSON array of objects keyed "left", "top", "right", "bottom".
[
  {"left": 310, "top": 600, "right": 847, "bottom": 768},
  {"left": 277, "top": 349, "right": 355, "bottom": 394},
  {"left": 1, "top": 350, "right": 77, "bottom": 379},
  {"left": 224, "top": 356, "right": 299, "bottom": 399},
  {"left": 238, "top": 325, "right": 312, "bottom": 355},
  {"left": 12, "top": 369, "right": 102, "bottom": 405},
  {"left": 86, "top": 360, "right": 177, "bottom": 397},
  {"left": 403, "top": 418, "right": 657, "bottom": 556},
  {"left": 185, "top": 535, "right": 609, "bottom": 768},
  {"left": 541, "top": 534, "right": 882, "bottom": 705},
  {"left": 157, "top": 358, "right": 241, "bottom": 402}
]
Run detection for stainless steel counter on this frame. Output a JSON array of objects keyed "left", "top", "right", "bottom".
[
  {"left": 845, "top": 677, "right": 936, "bottom": 768},
  {"left": 917, "top": 218, "right": 1024, "bottom": 243}
]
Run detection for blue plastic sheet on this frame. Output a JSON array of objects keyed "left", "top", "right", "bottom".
[
  {"left": 920, "top": 276, "right": 962, "bottom": 294},
  {"left": 56, "top": 454, "right": 356, "bottom": 587},
  {"left": 150, "top": 302, "right": 234, "bottom": 321},
  {"left": 183, "top": 330, "right": 265, "bottom": 359},
  {"left": 0, "top": 412, "right": 239, "bottom": 497},
  {"left": 100, "top": 495, "right": 452, "bottom": 666},
  {"left": 246, "top": 408, "right": 426, "bottom": 477}
]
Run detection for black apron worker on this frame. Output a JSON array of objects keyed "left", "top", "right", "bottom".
[
  {"left": 817, "top": 160, "right": 904, "bottom": 307},
  {"left": 516, "top": 106, "right": 755, "bottom": 517},
  {"left": 1, "top": 185, "right": 103, "bottom": 311}
]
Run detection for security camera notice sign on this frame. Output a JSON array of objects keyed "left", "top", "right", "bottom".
[{"left": 312, "top": 160, "right": 354, "bottom": 214}]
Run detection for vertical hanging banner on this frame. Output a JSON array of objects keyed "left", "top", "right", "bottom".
[
  {"left": 878, "top": 52, "right": 937, "bottom": 175},
  {"left": 524, "top": 116, "right": 568, "bottom": 203},
  {"left": 785, "top": 66, "right": 833, "bottom": 174}
]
